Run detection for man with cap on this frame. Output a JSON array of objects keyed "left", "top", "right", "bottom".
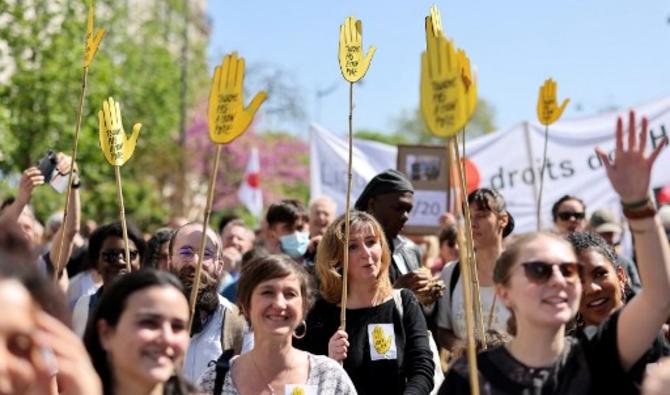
[
  {"left": 354, "top": 169, "right": 432, "bottom": 293},
  {"left": 588, "top": 208, "right": 641, "bottom": 293}
]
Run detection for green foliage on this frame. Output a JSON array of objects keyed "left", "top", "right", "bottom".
[
  {"left": 393, "top": 97, "right": 498, "bottom": 144},
  {"left": 354, "top": 129, "right": 409, "bottom": 145},
  {"left": 0, "top": 0, "right": 208, "bottom": 230}
]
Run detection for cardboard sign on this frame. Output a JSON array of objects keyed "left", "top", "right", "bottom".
[
  {"left": 207, "top": 52, "right": 267, "bottom": 144},
  {"left": 98, "top": 97, "right": 142, "bottom": 166},
  {"left": 338, "top": 16, "right": 376, "bottom": 82},
  {"left": 537, "top": 78, "right": 569, "bottom": 126}
]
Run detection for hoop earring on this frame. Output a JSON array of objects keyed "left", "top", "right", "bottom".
[{"left": 293, "top": 320, "right": 307, "bottom": 339}]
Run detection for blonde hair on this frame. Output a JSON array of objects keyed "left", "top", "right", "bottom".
[{"left": 316, "top": 211, "right": 393, "bottom": 304}]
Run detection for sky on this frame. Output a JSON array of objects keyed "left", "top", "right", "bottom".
[{"left": 207, "top": 1, "right": 670, "bottom": 139}]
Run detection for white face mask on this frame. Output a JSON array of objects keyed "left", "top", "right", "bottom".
[{"left": 279, "top": 232, "right": 309, "bottom": 258}]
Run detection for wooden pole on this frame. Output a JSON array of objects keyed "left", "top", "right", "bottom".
[
  {"left": 536, "top": 125, "right": 550, "bottom": 231},
  {"left": 53, "top": 68, "right": 88, "bottom": 281},
  {"left": 340, "top": 82, "right": 354, "bottom": 331},
  {"left": 114, "top": 166, "right": 131, "bottom": 272},
  {"left": 188, "top": 144, "right": 223, "bottom": 331}
]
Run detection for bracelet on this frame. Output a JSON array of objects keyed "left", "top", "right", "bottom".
[
  {"left": 623, "top": 205, "right": 657, "bottom": 220},
  {"left": 621, "top": 195, "right": 652, "bottom": 210},
  {"left": 71, "top": 179, "right": 81, "bottom": 189}
]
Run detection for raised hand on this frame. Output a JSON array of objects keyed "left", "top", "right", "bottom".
[
  {"left": 595, "top": 110, "right": 667, "bottom": 203},
  {"left": 420, "top": 10, "right": 467, "bottom": 137},
  {"left": 98, "top": 97, "right": 142, "bottom": 166},
  {"left": 17, "top": 167, "right": 45, "bottom": 206},
  {"left": 208, "top": 52, "right": 267, "bottom": 144},
  {"left": 537, "top": 78, "right": 569, "bottom": 126},
  {"left": 83, "top": 2, "right": 105, "bottom": 68},
  {"left": 338, "top": 16, "right": 376, "bottom": 82}
]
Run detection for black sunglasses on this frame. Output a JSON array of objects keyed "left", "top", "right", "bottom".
[
  {"left": 101, "top": 249, "right": 139, "bottom": 263},
  {"left": 520, "top": 261, "right": 583, "bottom": 284},
  {"left": 557, "top": 211, "right": 585, "bottom": 221}
]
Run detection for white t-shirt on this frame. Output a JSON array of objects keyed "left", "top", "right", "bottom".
[{"left": 435, "top": 261, "right": 510, "bottom": 339}]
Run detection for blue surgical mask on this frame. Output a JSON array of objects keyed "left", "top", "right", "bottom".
[{"left": 279, "top": 232, "right": 309, "bottom": 259}]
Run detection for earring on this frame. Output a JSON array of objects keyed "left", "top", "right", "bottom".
[{"left": 293, "top": 320, "right": 307, "bottom": 339}]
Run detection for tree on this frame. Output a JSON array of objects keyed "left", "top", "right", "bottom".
[
  {"left": 393, "top": 97, "right": 498, "bottom": 144},
  {"left": 0, "top": 0, "right": 209, "bottom": 230}
]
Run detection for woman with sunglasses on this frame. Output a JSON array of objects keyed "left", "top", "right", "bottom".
[
  {"left": 552, "top": 195, "right": 588, "bottom": 235},
  {"left": 72, "top": 221, "right": 146, "bottom": 336},
  {"left": 439, "top": 111, "right": 670, "bottom": 394},
  {"left": 567, "top": 231, "right": 669, "bottom": 392},
  {"left": 84, "top": 269, "right": 195, "bottom": 395}
]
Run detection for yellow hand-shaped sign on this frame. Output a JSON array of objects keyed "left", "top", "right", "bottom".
[
  {"left": 537, "top": 78, "right": 569, "bottom": 126},
  {"left": 291, "top": 388, "right": 306, "bottom": 395},
  {"left": 338, "top": 16, "right": 376, "bottom": 82},
  {"left": 420, "top": 12, "right": 468, "bottom": 138},
  {"left": 83, "top": 2, "right": 105, "bottom": 68},
  {"left": 208, "top": 52, "right": 267, "bottom": 144},
  {"left": 98, "top": 97, "right": 142, "bottom": 166},
  {"left": 372, "top": 325, "right": 392, "bottom": 355},
  {"left": 429, "top": 5, "right": 443, "bottom": 37}
]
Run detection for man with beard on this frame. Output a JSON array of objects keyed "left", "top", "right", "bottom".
[{"left": 168, "top": 222, "right": 248, "bottom": 382}]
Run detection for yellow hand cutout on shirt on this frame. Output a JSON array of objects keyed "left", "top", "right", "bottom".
[{"left": 372, "top": 325, "right": 392, "bottom": 355}]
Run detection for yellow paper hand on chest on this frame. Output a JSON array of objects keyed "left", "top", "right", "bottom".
[
  {"left": 208, "top": 52, "right": 267, "bottom": 144},
  {"left": 372, "top": 325, "right": 392, "bottom": 355}
]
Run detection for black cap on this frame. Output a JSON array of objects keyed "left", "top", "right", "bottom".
[{"left": 354, "top": 169, "right": 414, "bottom": 211}]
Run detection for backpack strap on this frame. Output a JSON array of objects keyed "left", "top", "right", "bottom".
[
  {"left": 213, "top": 349, "right": 235, "bottom": 395},
  {"left": 392, "top": 289, "right": 404, "bottom": 319},
  {"left": 220, "top": 304, "right": 246, "bottom": 355},
  {"left": 449, "top": 262, "right": 461, "bottom": 309}
]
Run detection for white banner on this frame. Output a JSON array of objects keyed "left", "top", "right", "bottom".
[{"left": 310, "top": 97, "right": 670, "bottom": 233}]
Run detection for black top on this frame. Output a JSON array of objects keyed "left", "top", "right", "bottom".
[
  {"left": 439, "top": 310, "right": 644, "bottom": 395},
  {"left": 294, "top": 289, "right": 434, "bottom": 395}
]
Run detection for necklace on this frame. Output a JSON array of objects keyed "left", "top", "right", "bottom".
[{"left": 250, "top": 351, "right": 276, "bottom": 395}]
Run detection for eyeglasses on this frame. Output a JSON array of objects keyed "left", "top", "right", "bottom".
[
  {"left": 101, "top": 249, "right": 139, "bottom": 263},
  {"left": 556, "top": 211, "right": 585, "bottom": 221},
  {"left": 520, "top": 261, "right": 583, "bottom": 284}
]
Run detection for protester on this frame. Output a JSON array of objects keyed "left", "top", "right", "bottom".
[
  {"left": 439, "top": 111, "right": 670, "bottom": 394},
  {"left": 219, "top": 219, "right": 255, "bottom": 290},
  {"left": 197, "top": 254, "right": 356, "bottom": 394},
  {"left": 433, "top": 224, "right": 459, "bottom": 275},
  {"left": 567, "top": 231, "right": 669, "bottom": 391},
  {"left": 220, "top": 247, "right": 269, "bottom": 303},
  {"left": 263, "top": 199, "right": 310, "bottom": 261},
  {"left": 72, "top": 221, "right": 146, "bottom": 335},
  {"left": 436, "top": 188, "right": 514, "bottom": 354},
  {"left": 295, "top": 210, "right": 435, "bottom": 395},
  {"left": 552, "top": 194, "right": 587, "bottom": 235},
  {"left": 83, "top": 269, "right": 195, "bottom": 395},
  {"left": 143, "top": 227, "right": 175, "bottom": 271},
  {"left": 168, "top": 222, "right": 248, "bottom": 382},
  {"left": 308, "top": 196, "right": 337, "bottom": 238},
  {"left": 0, "top": 257, "right": 101, "bottom": 395},
  {"left": 354, "top": 169, "right": 442, "bottom": 309},
  {"left": 587, "top": 208, "right": 642, "bottom": 292},
  {"left": 0, "top": 153, "right": 81, "bottom": 290}
]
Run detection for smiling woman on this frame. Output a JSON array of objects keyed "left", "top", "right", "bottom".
[
  {"left": 197, "top": 254, "right": 356, "bottom": 395},
  {"left": 83, "top": 269, "right": 195, "bottom": 395}
]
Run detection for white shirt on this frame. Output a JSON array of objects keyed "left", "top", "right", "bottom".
[
  {"left": 72, "top": 292, "right": 93, "bottom": 337},
  {"left": 436, "top": 261, "right": 511, "bottom": 339},
  {"left": 66, "top": 270, "right": 100, "bottom": 311},
  {"left": 183, "top": 295, "right": 254, "bottom": 382}
]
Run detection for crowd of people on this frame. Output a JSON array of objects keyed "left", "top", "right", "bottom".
[{"left": 1, "top": 111, "right": 670, "bottom": 394}]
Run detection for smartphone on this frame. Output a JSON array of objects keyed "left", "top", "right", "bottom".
[
  {"left": 35, "top": 150, "right": 68, "bottom": 193},
  {"left": 36, "top": 150, "right": 58, "bottom": 183}
]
